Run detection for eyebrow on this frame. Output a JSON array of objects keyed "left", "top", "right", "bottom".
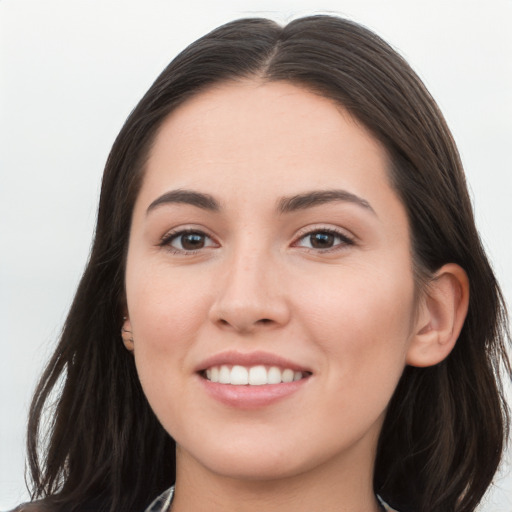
[
  {"left": 147, "top": 189, "right": 220, "bottom": 214},
  {"left": 146, "top": 188, "right": 375, "bottom": 216},
  {"left": 277, "top": 189, "right": 375, "bottom": 215}
]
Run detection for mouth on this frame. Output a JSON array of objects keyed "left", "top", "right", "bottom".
[
  {"left": 197, "top": 352, "right": 312, "bottom": 408},
  {"left": 201, "top": 365, "right": 311, "bottom": 386}
]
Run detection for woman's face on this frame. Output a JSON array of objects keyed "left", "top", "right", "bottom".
[{"left": 124, "top": 81, "right": 420, "bottom": 482}]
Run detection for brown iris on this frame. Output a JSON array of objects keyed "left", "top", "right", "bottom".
[
  {"left": 180, "top": 232, "right": 206, "bottom": 250},
  {"left": 309, "top": 232, "right": 336, "bottom": 249}
]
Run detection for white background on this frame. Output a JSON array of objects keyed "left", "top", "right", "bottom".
[{"left": 1, "top": 0, "right": 511, "bottom": 510}]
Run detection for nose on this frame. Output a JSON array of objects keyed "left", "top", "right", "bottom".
[{"left": 208, "top": 248, "right": 291, "bottom": 334}]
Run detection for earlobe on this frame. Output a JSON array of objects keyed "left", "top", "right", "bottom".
[
  {"left": 121, "top": 316, "right": 135, "bottom": 352},
  {"left": 406, "top": 264, "right": 469, "bottom": 368}
]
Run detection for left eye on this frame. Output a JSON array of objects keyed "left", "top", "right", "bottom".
[
  {"left": 296, "top": 230, "right": 353, "bottom": 250},
  {"left": 165, "top": 231, "right": 216, "bottom": 252}
]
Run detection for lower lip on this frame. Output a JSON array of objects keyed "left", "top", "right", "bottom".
[{"left": 199, "top": 376, "right": 310, "bottom": 409}]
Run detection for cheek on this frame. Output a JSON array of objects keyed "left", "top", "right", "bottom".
[
  {"left": 127, "top": 262, "right": 209, "bottom": 339},
  {"left": 125, "top": 262, "right": 214, "bottom": 394},
  {"left": 294, "top": 261, "right": 415, "bottom": 383},
  {"left": 125, "top": 265, "right": 212, "bottom": 429}
]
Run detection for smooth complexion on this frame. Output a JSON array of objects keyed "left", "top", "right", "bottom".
[{"left": 123, "top": 81, "right": 468, "bottom": 512}]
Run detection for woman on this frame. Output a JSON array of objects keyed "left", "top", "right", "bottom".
[{"left": 19, "top": 15, "right": 510, "bottom": 512}]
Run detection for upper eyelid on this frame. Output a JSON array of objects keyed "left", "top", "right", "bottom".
[
  {"left": 159, "top": 225, "right": 217, "bottom": 243},
  {"left": 290, "top": 226, "right": 357, "bottom": 254},
  {"left": 159, "top": 228, "right": 219, "bottom": 255},
  {"left": 293, "top": 224, "right": 356, "bottom": 241}
]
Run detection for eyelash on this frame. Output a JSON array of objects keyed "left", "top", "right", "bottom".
[
  {"left": 159, "top": 228, "right": 218, "bottom": 255},
  {"left": 159, "top": 226, "right": 355, "bottom": 255},
  {"left": 293, "top": 227, "right": 355, "bottom": 253}
]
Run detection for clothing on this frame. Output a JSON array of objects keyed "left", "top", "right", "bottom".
[{"left": 144, "top": 486, "right": 400, "bottom": 512}]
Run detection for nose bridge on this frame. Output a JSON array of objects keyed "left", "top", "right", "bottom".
[
  {"left": 209, "top": 235, "right": 289, "bottom": 331},
  {"left": 229, "top": 239, "right": 270, "bottom": 295}
]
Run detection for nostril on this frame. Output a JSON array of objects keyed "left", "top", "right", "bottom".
[{"left": 212, "top": 310, "right": 281, "bottom": 333}]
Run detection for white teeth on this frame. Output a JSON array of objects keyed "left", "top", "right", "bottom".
[
  {"left": 282, "top": 369, "right": 294, "bottom": 383},
  {"left": 204, "top": 365, "right": 306, "bottom": 385},
  {"left": 231, "top": 365, "right": 249, "bottom": 385},
  {"left": 248, "top": 365, "right": 267, "bottom": 385},
  {"left": 267, "top": 366, "right": 282, "bottom": 384},
  {"left": 219, "top": 365, "right": 231, "bottom": 384}
]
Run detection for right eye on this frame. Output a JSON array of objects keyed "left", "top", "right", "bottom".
[{"left": 161, "top": 229, "right": 218, "bottom": 253}]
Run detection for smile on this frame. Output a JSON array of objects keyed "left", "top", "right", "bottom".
[{"left": 204, "top": 365, "right": 306, "bottom": 385}]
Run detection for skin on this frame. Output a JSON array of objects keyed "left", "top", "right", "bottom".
[{"left": 123, "top": 80, "right": 468, "bottom": 512}]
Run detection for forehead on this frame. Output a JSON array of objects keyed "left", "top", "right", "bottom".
[
  {"left": 150, "top": 80, "right": 386, "bottom": 171},
  {"left": 136, "top": 80, "right": 403, "bottom": 223}
]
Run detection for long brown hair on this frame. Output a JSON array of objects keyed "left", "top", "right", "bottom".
[{"left": 25, "top": 15, "right": 510, "bottom": 512}]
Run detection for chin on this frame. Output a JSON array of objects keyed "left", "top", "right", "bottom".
[
  {"left": 202, "top": 455, "right": 310, "bottom": 482},
  {"left": 177, "top": 435, "right": 344, "bottom": 484}
]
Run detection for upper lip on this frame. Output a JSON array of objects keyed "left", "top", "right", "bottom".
[{"left": 195, "top": 350, "right": 312, "bottom": 374}]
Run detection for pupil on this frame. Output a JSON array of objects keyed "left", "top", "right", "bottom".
[
  {"left": 181, "top": 233, "right": 204, "bottom": 250},
  {"left": 311, "top": 232, "right": 334, "bottom": 248}
]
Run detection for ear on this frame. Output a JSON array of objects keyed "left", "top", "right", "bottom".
[
  {"left": 121, "top": 316, "right": 135, "bottom": 352},
  {"left": 406, "top": 263, "right": 469, "bottom": 367}
]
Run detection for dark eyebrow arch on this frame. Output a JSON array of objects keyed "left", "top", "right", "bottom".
[
  {"left": 277, "top": 189, "right": 376, "bottom": 215},
  {"left": 147, "top": 189, "right": 220, "bottom": 214}
]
